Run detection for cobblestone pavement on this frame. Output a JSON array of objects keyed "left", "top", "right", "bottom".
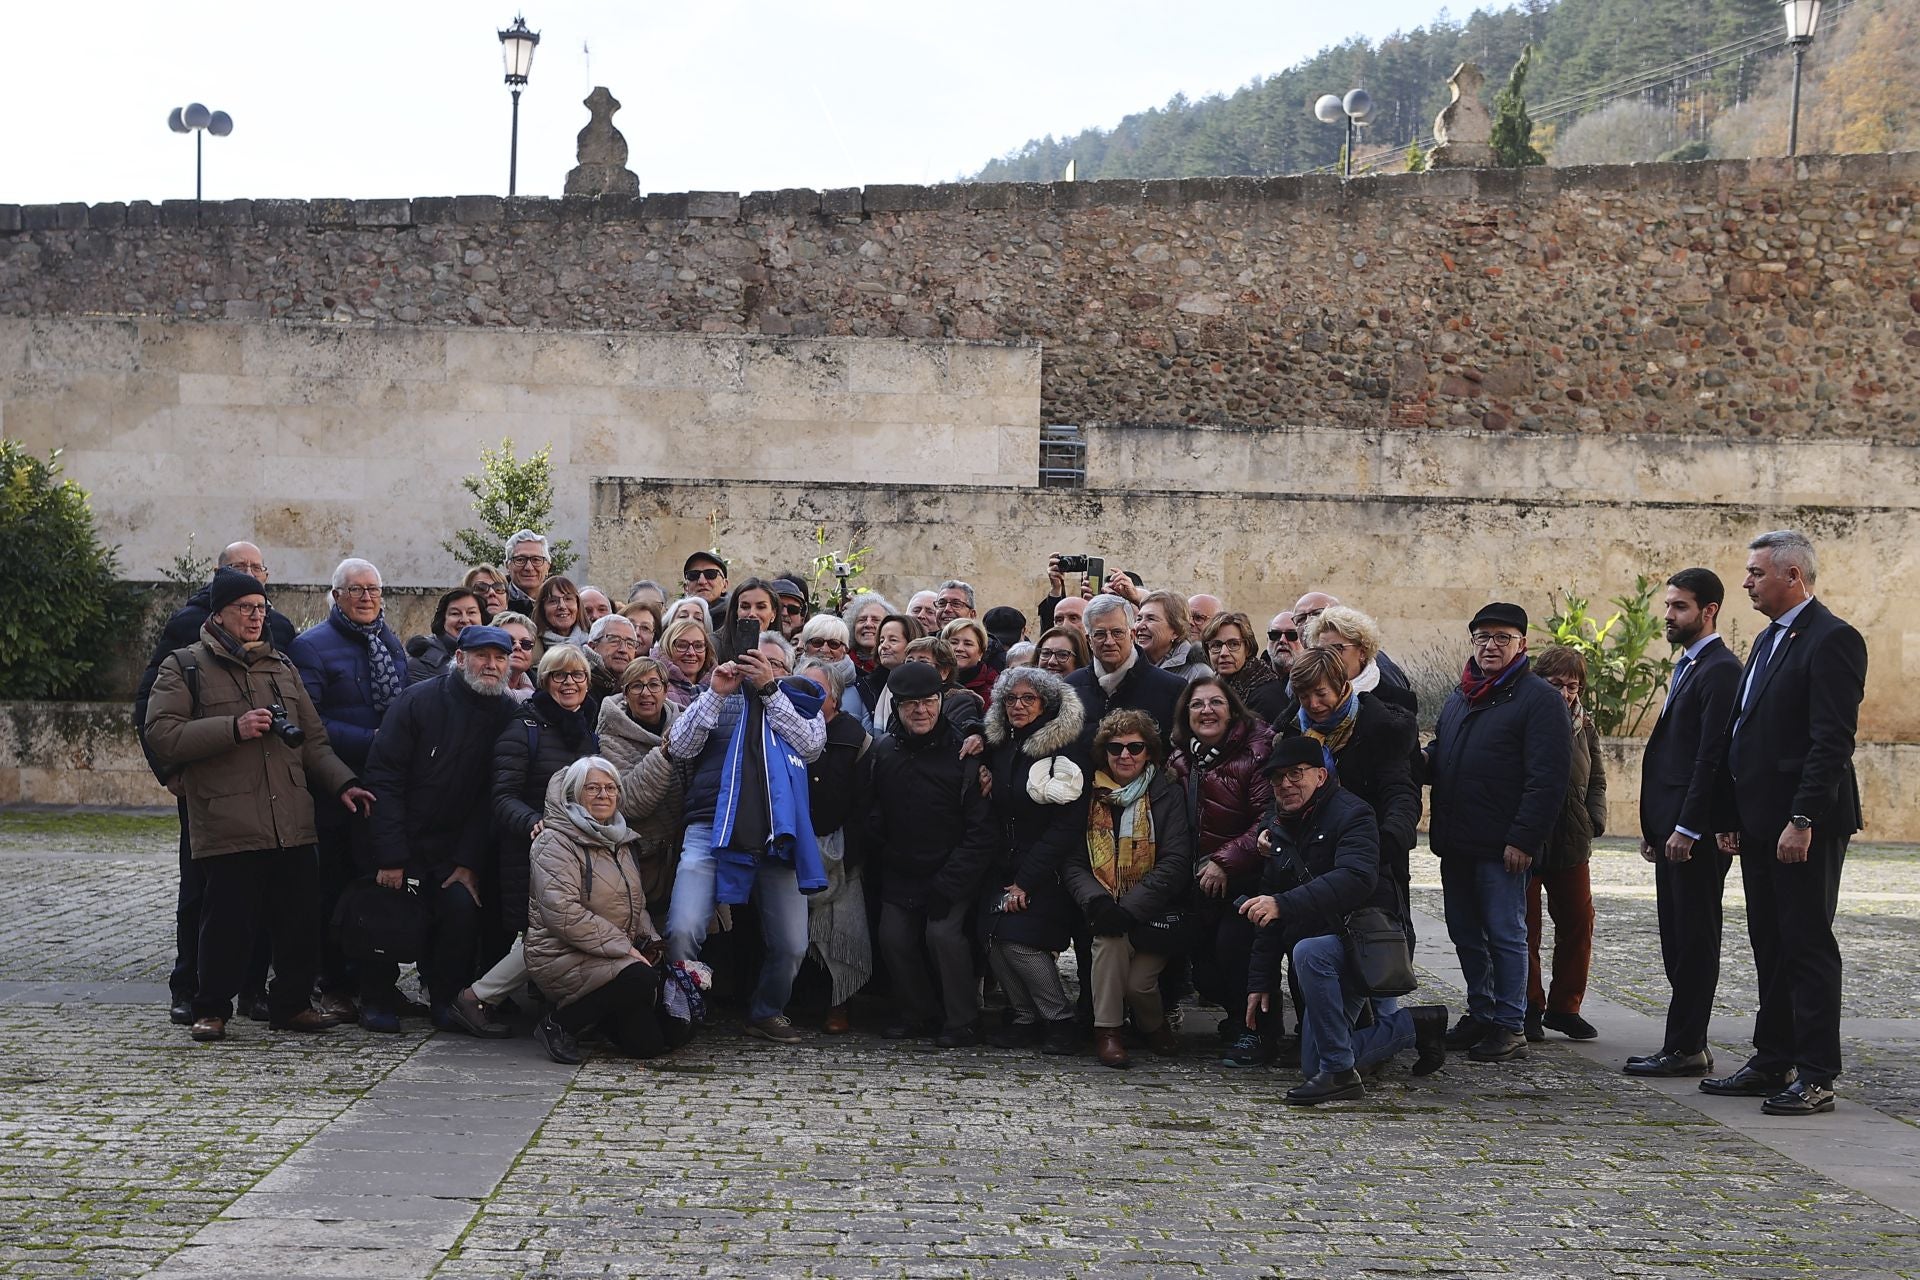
[{"left": 0, "top": 813, "right": 1915, "bottom": 1279}]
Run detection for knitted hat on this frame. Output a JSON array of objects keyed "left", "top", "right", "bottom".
[
  {"left": 886, "top": 661, "right": 944, "bottom": 702},
  {"left": 1263, "top": 736, "right": 1329, "bottom": 775},
  {"left": 208, "top": 568, "right": 266, "bottom": 614},
  {"left": 1468, "top": 602, "right": 1528, "bottom": 634}
]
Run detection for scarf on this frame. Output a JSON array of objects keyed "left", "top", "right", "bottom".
[
  {"left": 1460, "top": 653, "right": 1530, "bottom": 706},
  {"left": 1183, "top": 734, "right": 1228, "bottom": 775},
  {"left": 1297, "top": 690, "right": 1359, "bottom": 770},
  {"left": 1087, "top": 766, "right": 1157, "bottom": 897},
  {"left": 560, "top": 799, "right": 634, "bottom": 850},
  {"left": 531, "top": 689, "right": 595, "bottom": 751},
  {"left": 1227, "top": 660, "right": 1279, "bottom": 700},
  {"left": 1095, "top": 644, "right": 1139, "bottom": 696},
  {"left": 1352, "top": 660, "right": 1381, "bottom": 693},
  {"left": 206, "top": 620, "right": 271, "bottom": 663},
  {"left": 332, "top": 605, "right": 402, "bottom": 714}
]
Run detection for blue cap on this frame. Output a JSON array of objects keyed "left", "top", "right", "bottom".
[{"left": 457, "top": 625, "right": 514, "bottom": 652}]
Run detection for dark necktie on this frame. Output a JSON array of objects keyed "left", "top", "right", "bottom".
[
  {"left": 1729, "top": 623, "right": 1782, "bottom": 778},
  {"left": 1658, "top": 652, "right": 1692, "bottom": 722}
]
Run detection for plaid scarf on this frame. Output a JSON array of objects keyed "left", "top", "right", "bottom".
[
  {"left": 1087, "top": 767, "right": 1157, "bottom": 897},
  {"left": 331, "top": 605, "right": 402, "bottom": 714},
  {"left": 1460, "top": 654, "right": 1530, "bottom": 706}
]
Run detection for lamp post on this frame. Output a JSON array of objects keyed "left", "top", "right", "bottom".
[
  {"left": 167, "top": 103, "right": 234, "bottom": 203},
  {"left": 499, "top": 14, "right": 541, "bottom": 196},
  {"left": 1781, "top": 0, "right": 1822, "bottom": 157},
  {"left": 1313, "top": 89, "right": 1373, "bottom": 178}
]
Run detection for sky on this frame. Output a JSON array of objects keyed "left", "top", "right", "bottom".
[{"left": 9, "top": 0, "right": 1463, "bottom": 206}]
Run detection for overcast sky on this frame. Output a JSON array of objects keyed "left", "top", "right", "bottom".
[{"left": 12, "top": 0, "right": 1458, "bottom": 205}]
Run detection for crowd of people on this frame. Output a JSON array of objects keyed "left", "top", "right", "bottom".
[{"left": 133, "top": 526, "right": 1866, "bottom": 1114}]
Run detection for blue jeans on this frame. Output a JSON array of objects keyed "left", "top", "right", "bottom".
[
  {"left": 665, "top": 822, "right": 808, "bottom": 1023},
  {"left": 1292, "top": 934, "right": 1415, "bottom": 1076},
  {"left": 1440, "top": 856, "right": 1529, "bottom": 1032}
]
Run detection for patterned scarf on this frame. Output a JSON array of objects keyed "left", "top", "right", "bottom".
[
  {"left": 1227, "top": 660, "right": 1279, "bottom": 702},
  {"left": 1297, "top": 690, "right": 1359, "bottom": 770},
  {"left": 1087, "top": 766, "right": 1157, "bottom": 897},
  {"left": 1460, "top": 653, "right": 1530, "bottom": 706},
  {"left": 332, "top": 605, "right": 402, "bottom": 714}
]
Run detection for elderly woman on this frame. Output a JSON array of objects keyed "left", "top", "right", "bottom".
[
  {"left": 981, "top": 666, "right": 1088, "bottom": 1054},
  {"left": 527, "top": 758, "right": 689, "bottom": 1063},
  {"left": 858, "top": 613, "right": 921, "bottom": 731},
  {"left": 1166, "top": 673, "right": 1277, "bottom": 1065},
  {"left": 659, "top": 617, "right": 715, "bottom": 709},
  {"left": 407, "top": 588, "right": 486, "bottom": 683},
  {"left": 1525, "top": 645, "right": 1607, "bottom": 1044},
  {"left": 1202, "top": 611, "right": 1289, "bottom": 723},
  {"left": 842, "top": 592, "right": 896, "bottom": 674},
  {"left": 596, "top": 656, "right": 683, "bottom": 912},
  {"left": 1064, "top": 708, "right": 1194, "bottom": 1069},
  {"left": 1034, "top": 625, "right": 1088, "bottom": 678},
  {"left": 801, "top": 613, "right": 872, "bottom": 728},
  {"left": 534, "top": 576, "right": 587, "bottom": 649},
  {"left": 490, "top": 611, "right": 538, "bottom": 704},
  {"left": 1305, "top": 605, "right": 1416, "bottom": 715},
  {"left": 942, "top": 616, "right": 999, "bottom": 702},
  {"left": 464, "top": 565, "right": 510, "bottom": 623},
  {"left": 664, "top": 596, "right": 712, "bottom": 632},
  {"left": 1135, "top": 590, "right": 1211, "bottom": 682}
]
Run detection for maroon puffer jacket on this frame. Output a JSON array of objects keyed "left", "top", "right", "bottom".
[{"left": 1167, "top": 718, "right": 1274, "bottom": 879}]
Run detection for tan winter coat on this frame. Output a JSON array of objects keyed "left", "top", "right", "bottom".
[
  {"left": 525, "top": 772, "right": 658, "bottom": 1009},
  {"left": 599, "top": 694, "right": 684, "bottom": 909},
  {"left": 144, "top": 623, "right": 358, "bottom": 859}
]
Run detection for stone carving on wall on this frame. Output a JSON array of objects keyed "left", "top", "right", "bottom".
[
  {"left": 563, "top": 86, "right": 639, "bottom": 196},
  {"left": 1428, "top": 63, "right": 1496, "bottom": 168}
]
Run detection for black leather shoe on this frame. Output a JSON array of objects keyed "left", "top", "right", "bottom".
[
  {"left": 1543, "top": 1010, "right": 1599, "bottom": 1040},
  {"left": 169, "top": 999, "right": 194, "bottom": 1026},
  {"left": 534, "top": 1014, "right": 582, "bottom": 1065},
  {"left": 1625, "top": 1049, "right": 1660, "bottom": 1066},
  {"left": 1700, "top": 1064, "right": 1791, "bottom": 1097},
  {"left": 1468, "top": 1028, "right": 1529, "bottom": 1062},
  {"left": 240, "top": 994, "right": 271, "bottom": 1023},
  {"left": 1762, "top": 1080, "right": 1836, "bottom": 1116},
  {"left": 934, "top": 1023, "right": 980, "bottom": 1049},
  {"left": 1409, "top": 1005, "right": 1449, "bottom": 1077},
  {"left": 1443, "top": 1014, "right": 1488, "bottom": 1049},
  {"left": 1523, "top": 1009, "right": 1546, "bottom": 1043},
  {"left": 1285, "top": 1070, "right": 1365, "bottom": 1105},
  {"left": 1624, "top": 1049, "right": 1713, "bottom": 1078}
]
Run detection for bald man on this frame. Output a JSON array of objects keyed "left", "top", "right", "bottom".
[
  {"left": 1291, "top": 589, "right": 1411, "bottom": 693},
  {"left": 1267, "top": 611, "right": 1301, "bottom": 675},
  {"left": 1188, "top": 595, "right": 1224, "bottom": 644}
]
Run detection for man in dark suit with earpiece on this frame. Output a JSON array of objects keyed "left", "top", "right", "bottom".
[
  {"left": 1624, "top": 568, "right": 1742, "bottom": 1079},
  {"left": 1702, "top": 530, "right": 1867, "bottom": 1117}
]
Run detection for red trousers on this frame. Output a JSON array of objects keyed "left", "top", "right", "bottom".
[{"left": 1526, "top": 864, "right": 1594, "bottom": 1014}]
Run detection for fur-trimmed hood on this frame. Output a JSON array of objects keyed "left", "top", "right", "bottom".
[{"left": 984, "top": 666, "right": 1084, "bottom": 757}]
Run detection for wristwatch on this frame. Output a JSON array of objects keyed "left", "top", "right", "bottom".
[{"left": 1790, "top": 814, "right": 1813, "bottom": 831}]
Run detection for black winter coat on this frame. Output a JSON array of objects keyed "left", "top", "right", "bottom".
[
  {"left": 1280, "top": 693, "right": 1421, "bottom": 863},
  {"left": 1065, "top": 649, "right": 1186, "bottom": 750},
  {"left": 492, "top": 694, "right": 600, "bottom": 934},
  {"left": 1426, "top": 667, "right": 1572, "bottom": 866},
  {"left": 980, "top": 695, "right": 1089, "bottom": 951},
  {"left": 405, "top": 633, "right": 456, "bottom": 684},
  {"left": 362, "top": 672, "right": 516, "bottom": 876},
  {"left": 809, "top": 713, "right": 874, "bottom": 861},
  {"left": 866, "top": 718, "right": 996, "bottom": 912},
  {"left": 1247, "top": 784, "right": 1396, "bottom": 993},
  {"left": 132, "top": 581, "right": 298, "bottom": 782},
  {"left": 1062, "top": 769, "right": 1195, "bottom": 928}
]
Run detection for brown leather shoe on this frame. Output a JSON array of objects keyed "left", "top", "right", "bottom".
[
  {"left": 189, "top": 1016, "right": 226, "bottom": 1042},
  {"left": 822, "top": 1005, "right": 851, "bottom": 1035},
  {"left": 270, "top": 1008, "right": 338, "bottom": 1033},
  {"left": 1095, "top": 1028, "right": 1131, "bottom": 1069},
  {"left": 314, "top": 992, "right": 357, "bottom": 1022},
  {"left": 1147, "top": 1022, "right": 1181, "bottom": 1058}
]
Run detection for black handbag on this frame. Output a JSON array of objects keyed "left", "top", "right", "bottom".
[
  {"left": 1343, "top": 906, "right": 1417, "bottom": 997},
  {"left": 332, "top": 876, "right": 430, "bottom": 964}
]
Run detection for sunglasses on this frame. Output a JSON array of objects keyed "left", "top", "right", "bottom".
[
  {"left": 685, "top": 567, "right": 724, "bottom": 582},
  {"left": 1104, "top": 740, "right": 1149, "bottom": 758},
  {"left": 1268, "top": 629, "right": 1300, "bottom": 642}
]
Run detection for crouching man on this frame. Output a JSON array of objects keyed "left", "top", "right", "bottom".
[
  {"left": 1241, "top": 737, "right": 1447, "bottom": 1104},
  {"left": 145, "top": 568, "right": 374, "bottom": 1042}
]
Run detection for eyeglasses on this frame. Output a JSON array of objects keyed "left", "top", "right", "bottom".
[
  {"left": 763, "top": 658, "right": 792, "bottom": 675},
  {"left": 628, "top": 679, "right": 667, "bottom": 693},
  {"left": 1471, "top": 633, "right": 1521, "bottom": 649},
  {"left": 509, "top": 554, "right": 548, "bottom": 568},
  {"left": 229, "top": 602, "right": 270, "bottom": 617},
  {"left": 340, "top": 585, "right": 383, "bottom": 599},
  {"left": 1104, "top": 740, "right": 1149, "bottom": 758},
  {"left": 1005, "top": 693, "right": 1042, "bottom": 708},
  {"left": 1268, "top": 629, "right": 1300, "bottom": 642},
  {"left": 1037, "top": 649, "right": 1075, "bottom": 664},
  {"left": 898, "top": 694, "right": 943, "bottom": 710},
  {"left": 548, "top": 671, "right": 589, "bottom": 685},
  {"left": 226, "top": 561, "right": 268, "bottom": 576},
  {"left": 1275, "top": 765, "right": 1322, "bottom": 784},
  {"left": 1320, "top": 641, "right": 1355, "bottom": 655},
  {"left": 671, "top": 640, "right": 705, "bottom": 656},
  {"left": 1297, "top": 608, "right": 1326, "bottom": 622},
  {"left": 597, "top": 635, "right": 639, "bottom": 650},
  {"left": 781, "top": 603, "right": 805, "bottom": 617},
  {"left": 685, "top": 567, "right": 723, "bottom": 582},
  {"left": 1088, "top": 628, "right": 1130, "bottom": 643},
  {"left": 579, "top": 783, "right": 620, "bottom": 799},
  {"left": 1546, "top": 678, "right": 1584, "bottom": 693},
  {"left": 1207, "top": 638, "right": 1246, "bottom": 653},
  {"left": 1188, "top": 697, "right": 1229, "bottom": 712}
]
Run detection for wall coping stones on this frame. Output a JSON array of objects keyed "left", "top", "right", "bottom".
[{"left": 2, "top": 152, "right": 1913, "bottom": 239}]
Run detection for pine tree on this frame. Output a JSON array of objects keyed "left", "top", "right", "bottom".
[
  {"left": 441, "top": 439, "right": 575, "bottom": 574},
  {"left": 1492, "top": 45, "right": 1547, "bottom": 166}
]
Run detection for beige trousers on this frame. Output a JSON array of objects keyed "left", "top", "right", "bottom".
[{"left": 1090, "top": 934, "right": 1167, "bottom": 1031}]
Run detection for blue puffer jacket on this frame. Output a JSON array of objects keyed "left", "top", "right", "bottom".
[{"left": 289, "top": 611, "right": 410, "bottom": 773}]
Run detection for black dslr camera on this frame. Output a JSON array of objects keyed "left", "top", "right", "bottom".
[
  {"left": 1055, "top": 554, "right": 1106, "bottom": 582},
  {"left": 265, "top": 703, "right": 306, "bottom": 748}
]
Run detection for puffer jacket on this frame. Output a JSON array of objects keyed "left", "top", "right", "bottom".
[
  {"left": 143, "top": 623, "right": 358, "bottom": 859},
  {"left": 1541, "top": 713, "right": 1608, "bottom": 873},
  {"left": 492, "top": 695, "right": 600, "bottom": 934},
  {"left": 597, "top": 695, "right": 684, "bottom": 910},
  {"left": 288, "top": 610, "right": 409, "bottom": 773},
  {"left": 404, "top": 633, "right": 456, "bottom": 684},
  {"left": 525, "top": 772, "right": 658, "bottom": 1010},
  {"left": 1247, "top": 783, "right": 1397, "bottom": 991},
  {"left": 1426, "top": 664, "right": 1573, "bottom": 866},
  {"left": 980, "top": 668, "right": 1090, "bottom": 951},
  {"left": 1063, "top": 768, "right": 1195, "bottom": 927},
  {"left": 1155, "top": 640, "right": 1212, "bottom": 683},
  {"left": 1168, "top": 717, "right": 1274, "bottom": 887}
]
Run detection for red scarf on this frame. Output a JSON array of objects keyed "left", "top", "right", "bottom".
[{"left": 1459, "top": 654, "right": 1529, "bottom": 705}]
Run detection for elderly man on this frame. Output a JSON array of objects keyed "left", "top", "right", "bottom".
[
  {"left": 1052, "top": 594, "right": 1088, "bottom": 634},
  {"left": 908, "top": 590, "right": 942, "bottom": 635},
  {"left": 1188, "top": 595, "right": 1223, "bottom": 644},
  {"left": 682, "top": 551, "right": 729, "bottom": 605},
  {"left": 772, "top": 577, "right": 810, "bottom": 643},
  {"left": 1426, "top": 602, "right": 1571, "bottom": 1064},
  {"left": 359, "top": 626, "right": 519, "bottom": 1032},
  {"left": 935, "top": 580, "right": 977, "bottom": 627},
  {"left": 145, "top": 569, "right": 374, "bottom": 1042},
  {"left": 1064, "top": 594, "right": 1186, "bottom": 750},
  {"left": 577, "top": 586, "right": 614, "bottom": 628},
  {"left": 135, "top": 541, "right": 298, "bottom": 1025},
  {"left": 1267, "top": 611, "right": 1300, "bottom": 675},
  {"left": 1293, "top": 590, "right": 1411, "bottom": 690},
  {"left": 586, "top": 612, "right": 641, "bottom": 702},
  {"left": 503, "top": 530, "right": 551, "bottom": 614},
  {"left": 289, "top": 558, "right": 411, "bottom": 1020}
]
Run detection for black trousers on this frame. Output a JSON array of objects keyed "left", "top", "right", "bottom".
[
  {"left": 1654, "top": 840, "right": 1731, "bottom": 1055},
  {"left": 556, "top": 963, "right": 689, "bottom": 1058},
  {"left": 314, "top": 820, "right": 366, "bottom": 996},
  {"left": 170, "top": 799, "right": 202, "bottom": 1001},
  {"left": 192, "top": 845, "right": 320, "bottom": 1023},
  {"left": 1740, "top": 827, "right": 1847, "bottom": 1085},
  {"left": 358, "top": 878, "right": 481, "bottom": 1012}
]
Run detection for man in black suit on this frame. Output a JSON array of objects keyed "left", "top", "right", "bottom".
[
  {"left": 1625, "top": 568, "right": 1742, "bottom": 1078},
  {"left": 1701, "top": 530, "right": 1867, "bottom": 1116}
]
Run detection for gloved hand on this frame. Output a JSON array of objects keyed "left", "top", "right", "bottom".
[{"left": 1091, "top": 901, "right": 1133, "bottom": 937}]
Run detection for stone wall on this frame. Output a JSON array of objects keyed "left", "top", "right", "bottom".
[
  {"left": 590, "top": 472, "right": 1918, "bottom": 742},
  {"left": 0, "top": 703, "right": 172, "bottom": 808},
  {"left": 2, "top": 154, "right": 1917, "bottom": 440},
  {"left": 0, "top": 318, "right": 1038, "bottom": 586}
]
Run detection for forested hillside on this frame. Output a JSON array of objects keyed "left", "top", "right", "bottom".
[{"left": 968, "top": 0, "right": 1914, "bottom": 181}]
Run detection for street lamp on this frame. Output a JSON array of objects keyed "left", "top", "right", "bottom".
[
  {"left": 498, "top": 14, "right": 541, "bottom": 195},
  {"left": 1781, "top": 0, "right": 1822, "bottom": 157},
  {"left": 1313, "top": 89, "right": 1373, "bottom": 179},
  {"left": 167, "top": 103, "right": 234, "bottom": 203}
]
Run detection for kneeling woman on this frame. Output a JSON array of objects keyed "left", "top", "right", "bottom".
[{"left": 527, "top": 758, "right": 691, "bottom": 1062}]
